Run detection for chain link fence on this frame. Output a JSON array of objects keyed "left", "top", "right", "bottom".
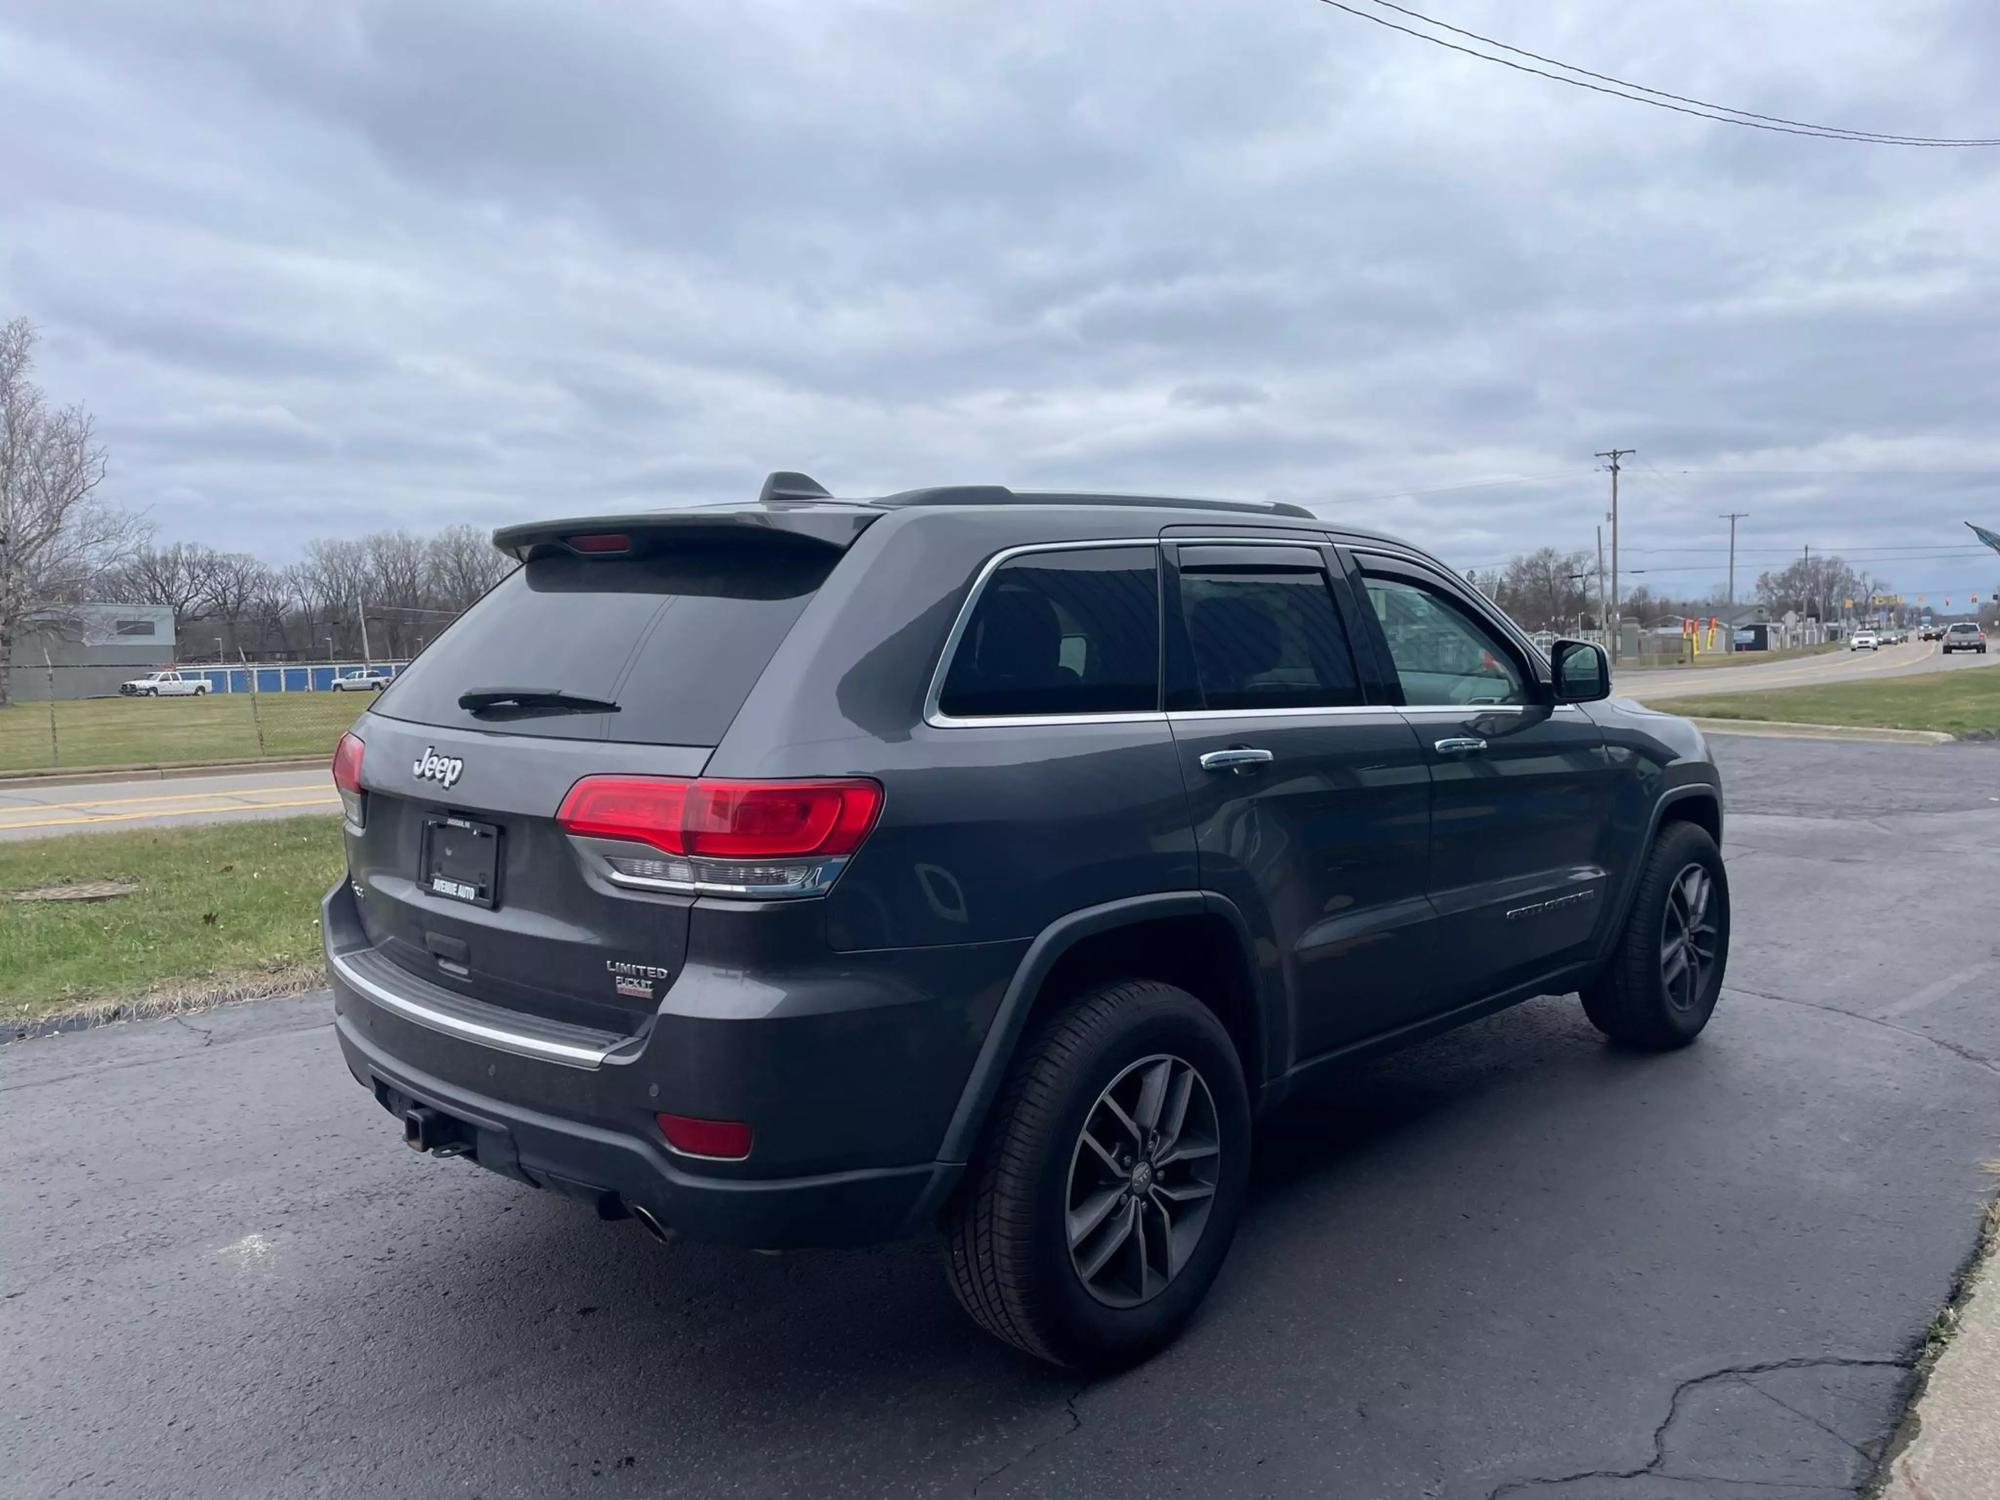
[{"left": 0, "top": 664, "right": 373, "bottom": 775}]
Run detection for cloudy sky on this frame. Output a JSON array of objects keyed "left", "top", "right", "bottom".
[{"left": 5, "top": 0, "right": 1999, "bottom": 605}]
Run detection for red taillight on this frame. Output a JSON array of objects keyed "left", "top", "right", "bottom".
[
  {"left": 567, "top": 533, "right": 632, "bottom": 553},
  {"left": 332, "top": 731, "right": 366, "bottom": 826},
  {"left": 556, "top": 776, "right": 882, "bottom": 859},
  {"left": 656, "top": 1112, "right": 753, "bottom": 1160}
]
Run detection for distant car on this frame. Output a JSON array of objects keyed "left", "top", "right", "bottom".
[
  {"left": 1849, "top": 632, "right": 1878, "bottom": 652},
  {"left": 1919, "top": 625, "right": 1944, "bottom": 641},
  {"left": 119, "top": 670, "right": 210, "bottom": 697},
  {"left": 332, "top": 667, "right": 393, "bottom": 692},
  {"left": 1942, "top": 623, "right": 1989, "bottom": 655}
]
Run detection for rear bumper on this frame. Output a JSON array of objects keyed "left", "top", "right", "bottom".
[
  {"left": 334, "top": 1011, "right": 958, "bottom": 1246},
  {"left": 323, "top": 881, "right": 1023, "bottom": 1248}
]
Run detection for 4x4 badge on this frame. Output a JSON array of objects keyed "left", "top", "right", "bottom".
[{"left": 412, "top": 747, "right": 465, "bottom": 790}]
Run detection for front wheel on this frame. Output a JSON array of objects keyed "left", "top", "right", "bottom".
[
  {"left": 945, "top": 979, "right": 1251, "bottom": 1369},
  {"left": 1582, "top": 820, "right": 1730, "bottom": 1050}
]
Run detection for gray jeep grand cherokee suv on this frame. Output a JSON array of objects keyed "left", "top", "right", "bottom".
[{"left": 326, "top": 473, "right": 1728, "bottom": 1368}]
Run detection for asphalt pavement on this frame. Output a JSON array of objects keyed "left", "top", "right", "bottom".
[
  {"left": 4, "top": 736, "right": 1999, "bottom": 1499},
  {"left": 0, "top": 768, "right": 337, "bottom": 841},
  {"left": 1618, "top": 635, "right": 2000, "bottom": 700}
]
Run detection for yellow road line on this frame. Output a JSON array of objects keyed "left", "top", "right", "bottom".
[
  {"left": 0, "top": 794, "right": 341, "bottom": 832},
  {"left": 0, "top": 782, "right": 330, "bottom": 814}
]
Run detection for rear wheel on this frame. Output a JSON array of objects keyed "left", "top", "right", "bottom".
[
  {"left": 945, "top": 979, "right": 1251, "bottom": 1369},
  {"left": 1582, "top": 821, "right": 1730, "bottom": 1050}
]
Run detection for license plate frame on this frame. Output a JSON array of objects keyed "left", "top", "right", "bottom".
[{"left": 420, "top": 815, "right": 502, "bottom": 909}]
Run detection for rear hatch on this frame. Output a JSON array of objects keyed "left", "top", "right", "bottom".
[{"left": 339, "top": 511, "right": 866, "bottom": 1035}]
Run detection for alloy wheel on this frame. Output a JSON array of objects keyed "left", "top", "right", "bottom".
[
  {"left": 1065, "top": 1054, "right": 1221, "bottom": 1309},
  {"left": 1659, "top": 863, "right": 1719, "bottom": 1012}
]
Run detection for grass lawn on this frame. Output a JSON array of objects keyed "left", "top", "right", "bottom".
[
  {"left": 0, "top": 691, "right": 363, "bottom": 775},
  {"left": 1650, "top": 665, "right": 2000, "bottom": 736},
  {"left": 1621, "top": 643, "right": 1843, "bottom": 673},
  {"left": 0, "top": 814, "right": 343, "bottom": 1027}
]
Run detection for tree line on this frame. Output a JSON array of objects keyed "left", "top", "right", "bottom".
[
  {"left": 93, "top": 526, "right": 517, "bottom": 664},
  {"left": 1, "top": 317, "right": 513, "bottom": 704},
  {"left": 1464, "top": 544, "right": 1906, "bottom": 633}
]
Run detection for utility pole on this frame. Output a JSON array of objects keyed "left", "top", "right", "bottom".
[
  {"left": 1595, "top": 449, "right": 1634, "bottom": 661},
  {"left": 356, "top": 598, "right": 373, "bottom": 666},
  {"left": 1595, "top": 524, "right": 1607, "bottom": 639},
  {"left": 1718, "top": 512, "right": 1749, "bottom": 607}
]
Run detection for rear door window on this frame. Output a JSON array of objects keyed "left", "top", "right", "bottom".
[
  {"left": 374, "top": 545, "right": 833, "bottom": 746},
  {"left": 936, "top": 546, "right": 1159, "bottom": 719},
  {"left": 1174, "top": 550, "right": 1364, "bottom": 711}
]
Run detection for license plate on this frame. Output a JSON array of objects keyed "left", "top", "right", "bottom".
[{"left": 421, "top": 816, "right": 501, "bottom": 908}]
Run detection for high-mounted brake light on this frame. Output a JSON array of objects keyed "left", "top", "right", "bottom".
[
  {"left": 567, "top": 533, "right": 632, "bottom": 554},
  {"left": 556, "top": 776, "right": 883, "bottom": 897},
  {"left": 332, "top": 731, "right": 366, "bottom": 827}
]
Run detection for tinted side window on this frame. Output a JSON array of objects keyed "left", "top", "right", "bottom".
[
  {"left": 1362, "top": 574, "right": 1530, "bottom": 706},
  {"left": 1179, "top": 567, "right": 1362, "bottom": 711},
  {"left": 938, "top": 547, "right": 1159, "bottom": 718}
]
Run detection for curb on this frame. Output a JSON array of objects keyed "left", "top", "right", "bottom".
[
  {"left": 1875, "top": 1191, "right": 2000, "bottom": 1498},
  {"left": 0, "top": 756, "right": 327, "bottom": 789},
  {"left": 1687, "top": 718, "right": 1958, "bottom": 746},
  {"left": 2, "top": 968, "right": 327, "bottom": 1045}
]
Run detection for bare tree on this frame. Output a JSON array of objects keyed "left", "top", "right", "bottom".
[
  {"left": 0, "top": 318, "right": 144, "bottom": 705},
  {"left": 201, "top": 551, "right": 275, "bottom": 655},
  {"left": 1496, "top": 547, "right": 1592, "bottom": 631},
  {"left": 97, "top": 541, "right": 225, "bottom": 641},
  {"left": 427, "top": 522, "right": 515, "bottom": 611}
]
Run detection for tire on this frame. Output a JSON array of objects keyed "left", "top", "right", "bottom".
[
  {"left": 945, "top": 979, "right": 1252, "bottom": 1369},
  {"left": 1582, "top": 821, "right": 1730, "bottom": 1050},
  {"left": 146, "top": 688, "right": 157, "bottom": 697}
]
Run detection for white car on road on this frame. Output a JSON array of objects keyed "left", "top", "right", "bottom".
[
  {"left": 119, "top": 670, "right": 210, "bottom": 697},
  {"left": 1849, "top": 632, "right": 1878, "bottom": 652},
  {"left": 331, "top": 667, "right": 393, "bottom": 692}
]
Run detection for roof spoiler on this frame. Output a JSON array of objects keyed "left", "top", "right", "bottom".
[{"left": 493, "top": 505, "right": 877, "bottom": 563}]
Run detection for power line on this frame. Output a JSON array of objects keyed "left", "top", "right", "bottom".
[{"left": 1316, "top": 1, "right": 2000, "bottom": 147}]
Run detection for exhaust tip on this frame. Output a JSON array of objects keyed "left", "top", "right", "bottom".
[{"left": 630, "top": 1203, "right": 676, "bottom": 1245}]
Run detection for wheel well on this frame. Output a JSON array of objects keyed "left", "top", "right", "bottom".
[
  {"left": 1657, "top": 792, "right": 1721, "bottom": 845},
  {"left": 1028, "top": 913, "right": 1263, "bottom": 1093}
]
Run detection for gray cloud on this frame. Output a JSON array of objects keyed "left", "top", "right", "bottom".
[{"left": 2, "top": 0, "right": 1998, "bottom": 601}]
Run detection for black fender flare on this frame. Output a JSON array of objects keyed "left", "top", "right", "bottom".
[
  {"left": 933, "top": 890, "right": 1277, "bottom": 1166},
  {"left": 1597, "top": 783, "right": 1724, "bottom": 959}
]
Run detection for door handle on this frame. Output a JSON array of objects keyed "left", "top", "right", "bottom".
[
  {"left": 1199, "top": 748, "right": 1275, "bottom": 774},
  {"left": 1434, "top": 737, "right": 1487, "bottom": 756}
]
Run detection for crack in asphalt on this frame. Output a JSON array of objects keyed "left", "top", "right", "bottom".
[
  {"left": 969, "top": 1384, "right": 1087, "bottom": 1495},
  {"left": 1727, "top": 985, "right": 2000, "bottom": 1077},
  {"left": 170, "top": 1014, "right": 216, "bottom": 1046},
  {"left": 1484, "top": 1357, "right": 1910, "bottom": 1498}
]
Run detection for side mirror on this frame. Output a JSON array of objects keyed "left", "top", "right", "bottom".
[{"left": 1551, "top": 639, "right": 1611, "bottom": 703}]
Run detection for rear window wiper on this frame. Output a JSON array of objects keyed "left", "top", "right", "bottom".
[{"left": 458, "top": 687, "right": 621, "bottom": 715}]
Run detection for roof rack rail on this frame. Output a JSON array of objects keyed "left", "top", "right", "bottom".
[{"left": 874, "top": 487, "right": 1318, "bottom": 518}]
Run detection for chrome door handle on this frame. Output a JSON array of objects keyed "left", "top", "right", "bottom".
[
  {"left": 1434, "top": 737, "right": 1487, "bottom": 756},
  {"left": 1199, "top": 748, "right": 1275, "bottom": 774}
]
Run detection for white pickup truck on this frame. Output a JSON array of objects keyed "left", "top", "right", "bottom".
[
  {"left": 331, "top": 667, "right": 393, "bottom": 692},
  {"left": 119, "top": 670, "right": 211, "bottom": 697}
]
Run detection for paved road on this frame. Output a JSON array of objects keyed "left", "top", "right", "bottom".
[
  {"left": 5, "top": 738, "right": 1999, "bottom": 1499},
  {"left": 0, "top": 768, "right": 337, "bottom": 841},
  {"left": 1618, "top": 636, "right": 2000, "bottom": 700}
]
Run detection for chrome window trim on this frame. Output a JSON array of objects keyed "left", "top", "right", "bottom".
[
  {"left": 328, "top": 948, "right": 615, "bottom": 1069},
  {"left": 924, "top": 538, "right": 1161, "bottom": 728},
  {"left": 1167, "top": 704, "right": 1401, "bottom": 722}
]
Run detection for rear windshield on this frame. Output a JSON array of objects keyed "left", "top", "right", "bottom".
[{"left": 373, "top": 545, "right": 832, "bottom": 746}]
